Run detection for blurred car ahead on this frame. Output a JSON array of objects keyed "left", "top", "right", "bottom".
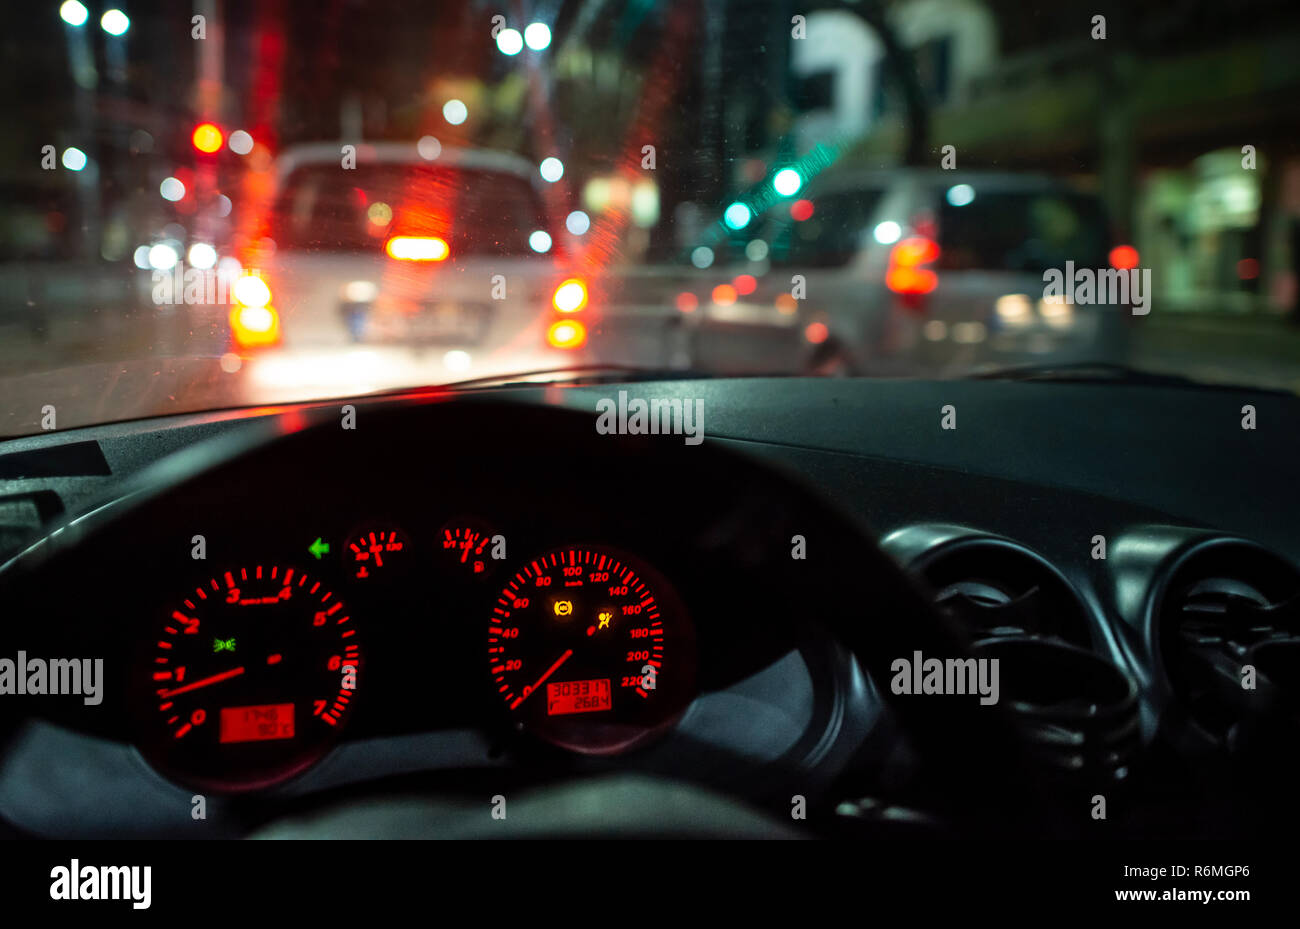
[
  {"left": 229, "top": 142, "right": 590, "bottom": 398},
  {"left": 747, "top": 169, "right": 1133, "bottom": 375}
]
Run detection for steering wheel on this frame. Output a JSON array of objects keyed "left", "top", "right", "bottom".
[{"left": 236, "top": 396, "right": 1042, "bottom": 839}]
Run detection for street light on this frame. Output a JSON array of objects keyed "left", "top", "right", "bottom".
[
  {"left": 100, "top": 9, "right": 130, "bottom": 36},
  {"left": 59, "top": 1, "right": 88, "bottom": 26},
  {"left": 524, "top": 23, "right": 552, "bottom": 51},
  {"left": 61, "top": 147, "right": 87, "bottom": 171},
  {"left": 496, "top": 28, "right": 523, "bottom": 56}
]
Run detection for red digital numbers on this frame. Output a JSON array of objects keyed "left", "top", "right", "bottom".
[
  {"left": 546, "top": 679, "right": 612, "bottom": 716},
  {"left": 219, "top": 702, "right": 296, "bottom": 743}
]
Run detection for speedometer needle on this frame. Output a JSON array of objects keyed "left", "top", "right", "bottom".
[
  {"left": 511, "top": 649, "right": 573, "bottom": 710},
  {"left": 158, "top": 666, "right": 245, "bottom": 698}
]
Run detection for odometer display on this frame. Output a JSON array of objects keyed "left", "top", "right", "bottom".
[
  {"left": 488, "top": 545, "right": 694, "bottom": 754},
  {"left": 547, "top": 678, "right": 612, "bottom": 716},
  {"left": 219, "top": 702, "right": 296, "bottom": 743},
  {"left": 135, "top": 564, "right": 361, "bottom": 791}
]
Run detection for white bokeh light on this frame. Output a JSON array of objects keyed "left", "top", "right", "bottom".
[
  {"left": 565, "top": 210, "right": 591, "bottom": 235},
  {"left": 442, "top": 99, "right": 468, "bottom": 125},
  {"left": 529, "top": 230, "right": 553, "bottom": 253},
  {"left": 187, "top": 243, "right": 217, "bottom": 269},
  {"left": 539, "top": 157, "right": 564, "bottom": 183},
  {"left": 159, "top": 177, "right": 186, "bottom": 202},
  {"left": 496, "top": 28, "right": 523, "bottom": 55}
]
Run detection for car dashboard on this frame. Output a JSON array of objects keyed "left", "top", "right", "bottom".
[{"left": 0, "top": 377, "right": 1296, "bottom": 839}]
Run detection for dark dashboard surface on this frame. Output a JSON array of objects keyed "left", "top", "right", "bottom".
[{"left": 0, "top": 377, "right": 1297, "bottom": 839}]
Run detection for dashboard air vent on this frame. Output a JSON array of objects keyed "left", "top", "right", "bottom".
[
  {"left": 912, "top": 537, "right": 1139, "bottom": 784},
  {"left": 1156, "top": 541, "right": 1300, "bottom": 749}
]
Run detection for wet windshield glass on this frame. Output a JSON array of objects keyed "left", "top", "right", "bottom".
[{"left": 2, "top": 1, "right": 1298, "bottom": 432}]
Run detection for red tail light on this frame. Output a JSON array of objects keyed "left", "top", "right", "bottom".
[
  {"left": 230, "top": 304, "right": 280, "bottom": 348},
  {"left": 886, "top": 236, "right": 940, "bottom": 297},
  {"left": 552, "top": 278, "right": 588, "bottom": 313},
  {"left": 547, "top": 319, "right": 587, "bottom": 350},
  {"left": 385, "top": 236, "right": 449, "bottom": 261}
]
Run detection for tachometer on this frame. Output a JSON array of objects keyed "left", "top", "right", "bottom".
[
  {"left": 487, "top": 545, "right": 694, "bottom": 754},
  {"left": 134, "top": 564, "right": 361, "bottom": 791}
]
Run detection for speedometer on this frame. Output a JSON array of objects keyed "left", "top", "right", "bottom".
[
  {"left": 134, "top": 564, "right": 361, "bottom": 791},
  {"left": 487, "top": 545, "right": 694, "bottom": 754}
]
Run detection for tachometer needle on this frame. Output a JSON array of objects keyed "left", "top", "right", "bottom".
[
  {"left": 511, "top": 649, "right": 573, "bottom": 710},
  {"left": 158, "top": 666, "right": 245, "bottom": 698}
]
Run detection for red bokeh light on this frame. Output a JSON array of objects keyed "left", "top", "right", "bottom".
[{"left": 1109, "top": 245, "right": 1139, "bottom": 270}]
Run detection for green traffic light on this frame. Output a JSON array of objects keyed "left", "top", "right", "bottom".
[{"left": 724, "top": 202, "right": 752, "bottom": 230}]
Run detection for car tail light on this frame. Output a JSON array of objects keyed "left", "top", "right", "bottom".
[
  {"left": 232, "top": 274, "right": 272, "bottom": 308},
  {"left": 230, "top": 303, "right": 279, "bottom": 347},
  {"left": 385, "top": 236, "right": 449, "bottom": 261},
  {"left": 546, "top": 319, "right": 586, "bottom": 350},
  {"left": 886, "top": 236, "right": 940, "bottom": 297},
  {"left": 552, "top": 278, "right": 588, "bottom": 313}
]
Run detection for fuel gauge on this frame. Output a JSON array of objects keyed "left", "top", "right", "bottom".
[{"left": 440, "top": 520, "right": 496, "bottom": 577}]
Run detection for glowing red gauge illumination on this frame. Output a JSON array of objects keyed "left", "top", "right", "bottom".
[
  {"left": 135, "top": 565, "right": 361, "bottom": 791},
  {"left": 220, "top": 702, "right": 295, "bottom": 743},
  {"left": 487, "top": 545, "right": 695, "bottom": 754},
  {"left": 346, "top": 527, "right": 407, "bottom": 579},
  {"left": 442, "top": 524, "right": 492, "bottom": 575},
  {"left": 547, "top": 678, "right": 612, "bottom": 715}
]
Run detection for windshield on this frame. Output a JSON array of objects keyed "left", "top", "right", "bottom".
[{"left": 3, "top": 1, "right": 1299, "bottom": 432}]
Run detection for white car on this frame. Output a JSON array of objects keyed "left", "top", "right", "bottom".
[
  {"left": 743, "top": 169, "right": 1133, "bottom": 375},
  {"left": 229, "top": 142, "right": 591, "bottom": 400}
]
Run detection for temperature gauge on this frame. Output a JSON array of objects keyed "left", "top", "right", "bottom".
[{"left": 345, "top": 527, "right": 407, "bottom": 580}]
